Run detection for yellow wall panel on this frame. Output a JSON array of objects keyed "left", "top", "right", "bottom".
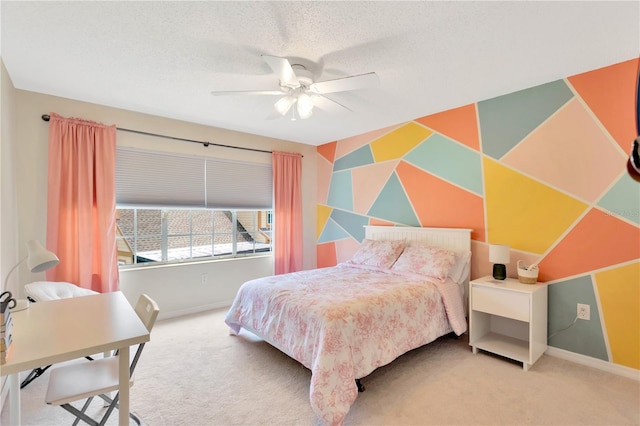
[
  {"left": 595, "top": 263, "right": 640, "bottom": 370},
  {"left": 317, "top": 205, "right": 333, "bottom": 239},
  {"left": 370, "top": 122, "right": 432, "bottom": 162},
  {"left": 484, "top": 157, "right": 587, "bottom": 253}
]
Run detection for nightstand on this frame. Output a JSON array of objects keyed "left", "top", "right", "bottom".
[{"left": 469, "top": 276, "right": 547, "bottom": 371}]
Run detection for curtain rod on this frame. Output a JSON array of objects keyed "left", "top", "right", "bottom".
[{"left": 40, "top": 114, "right": 276, "bottom": 155}]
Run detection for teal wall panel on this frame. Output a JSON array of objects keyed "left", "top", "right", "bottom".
[
  {"left": 597, "top": 172, "right": 640, "bottom": 225},
  {"left": 326, "top": 170, "right": 353, "bottom": 211},
  {"left": 367, "top": 172, "right": 420, "bottom": 226},
  {"left": 329, "top": 209, "right": 369, "bottom": 242},
  {"left": 478, "top": 80, "right": 574, "bottom": 160},
  {"left": 318, "top": 218, "right": 350, "bottom": 243},
  {"left": 404, "top": 134, "right": 484, "bottom": 195},
  {"left": 333, "top": 145, "right": 374, "bottom": 172},
  {"left": 548, "top": 276, "right": 608, "bottom": 361}
]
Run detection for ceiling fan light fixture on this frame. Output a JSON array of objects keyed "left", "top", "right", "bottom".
[
  {"left": 211, "top": 55, "right": 378, "bottom": 121},
  {"left": 297, "top": 93, "right": 314, "bottom": 119},
  {"left": 275, "top": 95, "right": 295, "bottom": 116},
  {"left": 298, "top": 106, "right": 313, "bottom": 119}
]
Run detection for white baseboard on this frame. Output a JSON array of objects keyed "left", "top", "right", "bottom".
[
  {"left": 545, "top": 346, "right": 640, "bottom": 381},
  {"left": 157, "top": 301, "right": 231, "bottom": 321}
]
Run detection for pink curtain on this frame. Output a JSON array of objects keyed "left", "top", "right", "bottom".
[
  {"left": 46, "top": 113, "right": 119, "bottom": 293},
  {"left": 272, "top": 151, "right": 303, "bottom": 275}
]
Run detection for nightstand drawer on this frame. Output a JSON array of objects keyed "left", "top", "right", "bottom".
[{"left": 472, "top": 286, "right": 529, "bottom": 322}]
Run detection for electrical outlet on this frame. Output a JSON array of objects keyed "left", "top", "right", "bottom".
[
  {"left": 577, "top": 303, "right": 590, "bottom": 320},
  {"left": 201, "top": 273, "right": 208, "bottom": 285}
]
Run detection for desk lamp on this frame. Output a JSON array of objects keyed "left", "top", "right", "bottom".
[
  {"left": 489, "top": 244, "right": 510, "bottom": 280},
  {"left": 3, "top": 240, "right": 59, "bottom": 311}
]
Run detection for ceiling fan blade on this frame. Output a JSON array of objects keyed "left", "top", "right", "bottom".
[
  {"left": 261, "top": 55, "right": 300, "bottom": 89},
  {"left": 310, "top": 72, "right": 379, "bottom": 94},
  {"left": 210, "top": 90, "right": 283, "bottom": 96},
  {"left": 313, "top": 94, "right": 353, "bottom": 112}
]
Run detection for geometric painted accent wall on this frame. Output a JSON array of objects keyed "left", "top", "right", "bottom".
[{"left": 317, "top": 57, "right": 640, "bottom": 371}]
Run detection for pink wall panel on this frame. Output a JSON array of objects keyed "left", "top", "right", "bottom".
[
  {"left": 351, "top": 161, "right": 398, "bottom": 215},
  {"left": 503, "top": 98, "right": 626, "bottom": 203},
  {"left": 568, "top": 58, "right": 639, "bottom": 153},
  {"left": 334, "top": 238, "right": 361, "bottom": 264}
]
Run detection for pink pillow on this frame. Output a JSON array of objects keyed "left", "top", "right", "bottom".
[
  {"left": 346, "top": 239, "right": 406, "bottom": 269},
  {"left": 390, "top": 244, "right": 457, "bottom": 280}
]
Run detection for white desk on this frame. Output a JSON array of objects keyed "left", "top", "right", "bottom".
[{"left": 0, "top": 291, "right": 150, "bottom": 425}]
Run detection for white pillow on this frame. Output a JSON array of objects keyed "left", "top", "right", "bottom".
[{"left": 25, "top": 281, "right": 98, "bottom": 302}]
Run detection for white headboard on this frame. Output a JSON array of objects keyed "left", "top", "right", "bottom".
[
  {"left": 364, "top": 226, "right": 473, "bottom": 312},
  {"left": 364, "top": 226, "right": 472, "bottom": 254}
]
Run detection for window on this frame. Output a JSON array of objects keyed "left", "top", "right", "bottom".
[
  {"left": 115, "top": 147, "right": 274, "bottom": 267},
  {"left": 116, "top": 208, "right": 272, "bottom": 266},
  {"left": 115, "top": 148, "right": 273, "bottom": 209}
]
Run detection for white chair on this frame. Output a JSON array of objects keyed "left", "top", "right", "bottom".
[
  {"left": 20, "top": 281, "right": 99, "bottom": 389},
  {"left": 45, "top": 294, "right": 159, "bottom": 426}
]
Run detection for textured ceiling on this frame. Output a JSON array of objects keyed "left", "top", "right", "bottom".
[{"left": 1, "top": 1, "right": 638, "bottom": 146}]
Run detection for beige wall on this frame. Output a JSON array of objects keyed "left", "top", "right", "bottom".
[
  {"left": 11, "top": 88, "right": 317, "bottom": 318},
  {"left": 1, "top": 59, "right": 19, "bottom": 294},
  {"left": 0, "top": 57, "right": 19, "bottom": 415}
]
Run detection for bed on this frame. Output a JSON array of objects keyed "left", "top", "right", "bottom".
[{"left": 225, "top": 226, "right": 472, "bottom": 425}]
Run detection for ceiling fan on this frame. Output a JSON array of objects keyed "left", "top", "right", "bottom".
[{"left": 210, "top": 55, "right": 379, "bottom": 120}]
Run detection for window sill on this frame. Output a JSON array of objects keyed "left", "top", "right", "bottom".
[{"left": 118, "top": 254, "right": 273, "bottom": 272}]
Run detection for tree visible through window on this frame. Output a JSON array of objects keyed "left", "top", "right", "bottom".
[{"left": 116, "top": 208, "right": 272, "bottom": 266}]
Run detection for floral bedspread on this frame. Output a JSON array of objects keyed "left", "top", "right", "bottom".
[{"left": 224, "top": 264, "right": 467, "bottom": 425}]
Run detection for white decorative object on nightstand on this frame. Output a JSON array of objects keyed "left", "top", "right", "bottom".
[{"left": 469, "top": 276, "right": 548, "bottom": 371}]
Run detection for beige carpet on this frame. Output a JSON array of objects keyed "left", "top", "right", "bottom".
[{"left": 2, "top": 307, "right": 639, "bottom": 426}]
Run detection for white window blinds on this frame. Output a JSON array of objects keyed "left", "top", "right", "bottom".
[{"left": 116, "top": 148, "right": 273, "bottom": 209}]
